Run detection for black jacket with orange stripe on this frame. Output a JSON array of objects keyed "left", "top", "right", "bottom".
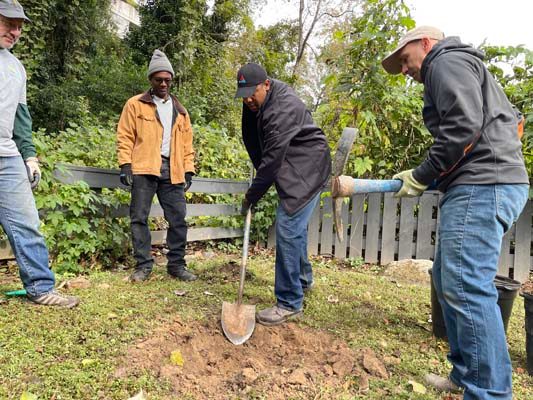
[{"left": 413, "top": 37, "right": 528, "bottom": 191}]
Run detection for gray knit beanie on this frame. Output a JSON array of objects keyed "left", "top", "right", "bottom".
[{"left": 147, "top": 49, "right": 174, "bottom": 78}]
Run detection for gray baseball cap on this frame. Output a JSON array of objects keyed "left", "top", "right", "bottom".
[
  {"left": 0, "top": 0, "right": 30, "bottom": 22},
  {"left": 382, "top": 26, "right": 444, "bottom": 74}
]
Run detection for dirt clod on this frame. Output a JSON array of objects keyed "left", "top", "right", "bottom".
[{"left": 361, "top": 348, "right": 389, "bottom": 379}]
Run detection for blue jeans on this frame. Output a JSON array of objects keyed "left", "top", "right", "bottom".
[
  {"left": 432, "top": 184, "right": 528, "bottom": 400},
  {"left": 0, "top": 156, "right": 54, "bottom": 296},
  {"left": 274, "top": 192, "right": 320, "bottom": 311}
]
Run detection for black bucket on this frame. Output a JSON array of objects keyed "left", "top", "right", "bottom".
[
  {"left": 428, "top": 268, "right": 447, "bottom": 339},
  {"left": 428, "top": 270, "right": 520, "bottom": 340},
  {"left": 494, "top": 275, "right": 521, "bottom": 333},
  {"left": 520, "top": 292, "right": 533, "bottom": 376}
]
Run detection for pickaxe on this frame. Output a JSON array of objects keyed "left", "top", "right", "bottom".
[{"left": 331, "top": 128, "right": 406, "bottom": 242}]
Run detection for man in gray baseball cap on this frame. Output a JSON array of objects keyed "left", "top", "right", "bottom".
[
  {"left": 382, "top": 25, "right": 528, "bottom": 399},
  {"left": 0, "top": 0, "right": 79, "bottom": 307},
  {"left": 0, "top": 0, "right": 30, "bottom": 22},
  {"left": 381, "top": 25, "right": 443, "bottom": 76}
]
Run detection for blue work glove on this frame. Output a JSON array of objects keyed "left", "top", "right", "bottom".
[
  {"left": 25, "top": 157, "right": 41, "bottom": 190},
  {"left": 119, "top": 163, "right": 133, "bottom": 186},
  {"left": 184, "top": 172, "right": 193, "bottom": 192},
  {"left": 393, "top": 169, "right": 428, "bottom": 198}
]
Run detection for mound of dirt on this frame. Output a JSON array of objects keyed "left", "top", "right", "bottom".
[
  {"left": 383, "top": 259, "right": 433, "bottom": 286},
  {"left": 116, "top": 316, "right": 391, "bottom": 399}
]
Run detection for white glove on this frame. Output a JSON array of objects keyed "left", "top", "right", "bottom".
[{"left": 25, "top": 157, "right": 41, "bottom": 189}]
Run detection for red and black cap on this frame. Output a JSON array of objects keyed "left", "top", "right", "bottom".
[{"left": 235, "top": 63, "right": 268, "bottom": 98}]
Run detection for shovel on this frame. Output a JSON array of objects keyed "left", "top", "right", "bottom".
[{"left": 221, "top": 207, "right": 256, "bottom": 345}]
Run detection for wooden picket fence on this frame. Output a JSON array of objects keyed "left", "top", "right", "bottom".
[
  {"left": 268, "top": 191, "right": 533, "bottom": 283},
  {"left": 2, "top": 164, "right": 532, "bottom": 283}
]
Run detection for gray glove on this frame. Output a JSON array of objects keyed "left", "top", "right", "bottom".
[{"left": 25, "top": 157, "right": 41, "bottom": 190}]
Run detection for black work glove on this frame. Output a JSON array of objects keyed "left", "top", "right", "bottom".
[
  {"left": 119, "top": 163, "right": 133, "bottom": 186},
  {"left": 184, "top": 172, "right": 193, "bottom": 192},
  {"left": 241, "top": 198, "right": 252, "bottom": 216}
]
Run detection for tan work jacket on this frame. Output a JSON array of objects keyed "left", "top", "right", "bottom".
[{"left": 117, "top": 91, "right": 195, "bottom": 184}]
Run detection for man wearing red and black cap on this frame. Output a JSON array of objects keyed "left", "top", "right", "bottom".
[{"left": 235, "top": 62, "right": 331, "bottom": 326}]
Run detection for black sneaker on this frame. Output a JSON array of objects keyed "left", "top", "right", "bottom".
[
  {"left": 168, "top": 267, "right": 197, "bottom": 281},
  {"left": 130, "top": 268, "right": 152, "bottom": 282}
]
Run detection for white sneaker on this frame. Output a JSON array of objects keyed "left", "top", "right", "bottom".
[{"left": 29, "top": 290, "right": 80, "bottom": 308}]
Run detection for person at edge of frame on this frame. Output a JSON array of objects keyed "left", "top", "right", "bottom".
[
  {"left": 0, "top": 0, "right": 79, "bottom": 307},
  {"left": 382, "top": 25, "right": 529, "bottom": 400}
]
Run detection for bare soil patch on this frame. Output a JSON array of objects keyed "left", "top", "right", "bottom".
[{"left": 116, "top": 316, "right": 391, "bottom": 399}]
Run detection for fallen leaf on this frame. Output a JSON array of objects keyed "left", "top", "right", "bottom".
[
  {"left": 81, "top": 359, "right": 97, "bottom": 367},
  {"left": 20, "top": 393, "right": 37, "bottom": 400},
  {"left": 516, "top": 367, "right": 525, "bottom": 374},
  {"left": 98, "top": 283, "right": 111, "bottom": 290},
  {"left": 170, "top": 349, "right": 184, "bottom": 366},
  {"left": 327, "top": 295, "right": 339, "bottom": 303},
  {"left": 407, "top": 380, "right": 427, "bottom": 394},
  {"left": 128, "top": 389, "right": 146, "bottom": 400},
  {"left": 203, "top": 291, "right": 214, "bottom": 296},
  {"left": 65, "top": 277, "right": 91, "bottom": 289},
  {"left": 174, "top": 290, "right": 187, "bottom": 296},
  {"left": 107, "top": 313, "right": 118, "bottom": 319},
  {"left": 56, "top": 280, "right": 67, "bottom": 289}
]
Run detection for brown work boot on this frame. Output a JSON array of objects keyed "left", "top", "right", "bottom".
[
  {"left": 28, "top": 290, "right": 80, "bottom": 308},
  {"left": 256, "top": 305, "right": 302, "bottom": 326},
  {"left": 424, "top": 373, "right": 462, "bottom": 393}
]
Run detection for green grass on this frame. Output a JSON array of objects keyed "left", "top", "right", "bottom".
[{"left": 0, "top": 254, "right": 532, "bottom": 399}]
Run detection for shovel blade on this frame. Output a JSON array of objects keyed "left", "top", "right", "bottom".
[{"left": 221, "top": 301, "right": 256, "bottom": 345}]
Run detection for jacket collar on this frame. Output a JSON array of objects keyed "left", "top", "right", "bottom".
[{"left": 139, "top": 90, "right": 187, "bottom": 115}]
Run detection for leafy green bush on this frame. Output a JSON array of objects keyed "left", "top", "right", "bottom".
[
  {"left": 33, "top": 117, "right": 131, "bottom": 273},
  {"left": 483, "top": 45, "right": 533, "bottom": 180},
  {"left": 316, "top": 0, "right": 432, "bottom": 179},
  {"left": 192, "top": 122, "right": 278, "bottom": 243},
  {"left": 25, "top": 118, "right": 280, "bottom": 272}
]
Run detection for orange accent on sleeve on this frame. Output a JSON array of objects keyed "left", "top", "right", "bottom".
[{"left": 518, "top": 117, "right": 524, "bottom": 140}]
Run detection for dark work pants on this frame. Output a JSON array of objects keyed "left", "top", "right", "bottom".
[{"left": 130, "top": 159, "right": 187, "bottom": 272}]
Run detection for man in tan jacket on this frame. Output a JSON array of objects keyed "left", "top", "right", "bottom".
[{"left": 117, "top": 49, "right": 197, "bottom": 282}]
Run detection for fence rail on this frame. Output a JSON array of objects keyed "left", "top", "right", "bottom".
[
  {"left": 268, "top": 191, "right": 533, "bottom": 283},
  {"left": 0, "top": 164, "right": 248, "bottom": 260}
]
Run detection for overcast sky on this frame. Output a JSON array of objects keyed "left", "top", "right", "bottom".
[
  {"left": 256, "top": 0, "right": 533, "bottom": 50},
  {"left": 406, "top": 0, "right": 532, "bottom": 49}
]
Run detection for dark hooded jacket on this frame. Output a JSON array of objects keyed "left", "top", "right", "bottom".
[
  {"left": 242, "top": 79, "right": 331, "bottom": 215},
  {"left": 412, "top": 37, "right": 528, "bottom": 191}
]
